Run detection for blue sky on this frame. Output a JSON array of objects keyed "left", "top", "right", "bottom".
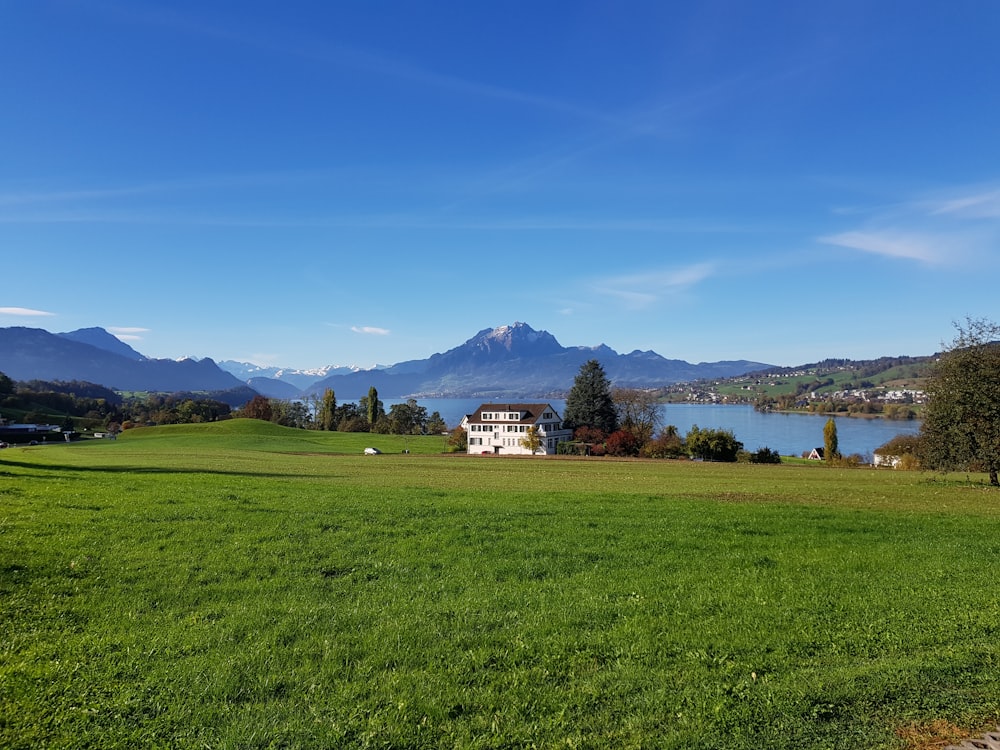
[{"left": 2, "top": 1, "right": 998, "bottom": 370}]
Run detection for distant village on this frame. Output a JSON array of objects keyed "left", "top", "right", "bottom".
[{"left": 659, "top": 363, "right": 927, "bottom": 420}]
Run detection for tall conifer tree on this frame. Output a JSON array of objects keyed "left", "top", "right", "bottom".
[
  {"left": 366, "top": 386, "right": 380, "bottom": 430},
  {"left": 563, "top": 359, "right": 618, "bottom": 434}
]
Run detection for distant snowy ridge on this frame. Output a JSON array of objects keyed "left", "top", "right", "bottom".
[{"left": 216, "top": 361, "right": 373, "bottom": 391}]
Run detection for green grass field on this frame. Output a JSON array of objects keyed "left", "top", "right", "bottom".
[{"left": 2, "top": 420, "right": 998, "bottom": 748}]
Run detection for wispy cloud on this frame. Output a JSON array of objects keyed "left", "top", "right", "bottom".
[
  {"left": 820, "top": 182, "right": 1000, "bottom": 267},
  {"left": 108, "top": 326, "right": 150, "bottom": 342},
  {"left": 0, "top": 306, "right": 56, "bottom": 317},
  {"left": 593, "top": 263, "right": 717, "bottom": 309},
  {"left": 92, "top": 3, "right": 613, "bottom": 128},
  {"left": 351, "top": 326, "right": 390, "bottom": 336},
  {"left": 927, "top": 188, "right": 1000, "bottom": 219},
  {"left": 818, "top": 231, "right": 947, "bottom": 264}
]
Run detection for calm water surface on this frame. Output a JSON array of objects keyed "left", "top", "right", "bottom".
[{"left": 385, "top": 399, "right": 921, "bottom": 458}]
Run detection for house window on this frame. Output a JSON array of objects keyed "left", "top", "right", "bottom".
[{"left": 543, "top": 412, "right": 553, "bottom": 419}]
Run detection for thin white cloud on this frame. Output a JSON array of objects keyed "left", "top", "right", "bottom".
[
  {"left": 818, "top": 231, "right": 947, "bottom": 264},
  {"left": 0, "top": 306, "right": 56, "bottom": 317},
  {"left": 108, "top": 326, "right": 150, "bottom": 342},
  {"left": 593, "top": 263, "right": 717, "bottom": 309},
  {"left": 351, "top": 326, "right": 391, "bottom": 336},
  {"left": 820, "top": 181, "right": 1000, "bottom": 267},
  {"left": 928, "top": 188, "right": 1000, "bottom": 219},
  {"left": 93, "top": 4, "right": 613, "bottom": 128}
]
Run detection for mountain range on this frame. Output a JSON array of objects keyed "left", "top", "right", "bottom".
[
  {"left": 0, "top": 322, "right": 773, "bottom": 400},
  {"left": 297, "top": 323, "right": 773, "bottom": 399}
]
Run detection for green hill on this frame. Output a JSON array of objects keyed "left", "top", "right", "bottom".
[{"left": 116, "top": 418, "right": 446, "bottom": 455}]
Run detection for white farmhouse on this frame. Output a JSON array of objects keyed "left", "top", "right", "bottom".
[{"left": 461, "top": 403, "right": 573, "bottom": 455}]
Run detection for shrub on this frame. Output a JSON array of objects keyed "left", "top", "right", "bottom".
[
  {"left": 686, "top": 425, "right": 743, "bottom": 462},
  {"left": 605, "top": 430, "right": 642, "bottom": 457},
  {"left": 749, "top": 447, "right": 782, "bottom": 464},
  {"left": 829, "top": 453, "right": 865, "bottom": 468},
  {"left": 641, "top": 428, "right": 685, "bottom": 459},
  {"left": 445, "top": 426, "right": 467, "bottom": 453}
]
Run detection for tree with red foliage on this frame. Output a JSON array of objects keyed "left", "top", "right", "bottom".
[
  {"left": 242, "top": 395, "right": 273, "bottom": 421},
  {"left": 574, "top": 425, "right": 606, "bottom": 444},
  {"left": 605, "top": 429, "right": 642, "bottom": 457}
]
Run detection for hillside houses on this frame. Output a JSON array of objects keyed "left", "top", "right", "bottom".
[{"left": 461, "top": 403, "right": 573, "bottom": 455}]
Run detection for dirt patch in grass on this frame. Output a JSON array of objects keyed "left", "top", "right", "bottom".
[{"left": 894, "top": 719, "right": 992, "bottom": 749}]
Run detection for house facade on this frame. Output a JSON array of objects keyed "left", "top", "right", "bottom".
[{"left": 461, "top": 403, "right": 573, "bottom": 455}]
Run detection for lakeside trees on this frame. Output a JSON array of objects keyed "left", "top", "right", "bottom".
[
  {"left": 613, "top": 388, "right": 662, "bottom": 445},
  {"left": 685, "top": 425, "right": 743, "bottom": 462},
  {"left": 559, "top": 361, "right": 750, "bottom": 461}
]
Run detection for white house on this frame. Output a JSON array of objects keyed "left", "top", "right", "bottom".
[
  {"left": 872, "top": 453, "right": 902, "bottom": 468},
  {"left": 461, "top": 403, "right": 573, "bottom": 455}
]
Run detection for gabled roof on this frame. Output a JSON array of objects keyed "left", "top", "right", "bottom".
[{"left": 467, "top": 403, "right": 561, "bottom": 425}]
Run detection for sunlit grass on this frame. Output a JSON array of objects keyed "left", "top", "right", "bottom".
[{"left": 2, "top": 420, "right": 998, "bottom": 748}]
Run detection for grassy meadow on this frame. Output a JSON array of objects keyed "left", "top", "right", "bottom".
[{"left": 2, "top": 420, "right": 999, "bottom": 749}]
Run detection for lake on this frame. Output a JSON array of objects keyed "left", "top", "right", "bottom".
[{"left": 383, "top": 398, "right": 922, "bottom": 458}]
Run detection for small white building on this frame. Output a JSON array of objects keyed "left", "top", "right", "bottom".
[{"left": 461, "top": 403, "right": 573, "bottom": 455}]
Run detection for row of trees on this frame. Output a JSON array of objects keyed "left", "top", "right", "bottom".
[
  {"left": 240, "top": 387, "right": 447, "bottom": 436},
  {"left": 0, "top": 374, "right": 234, "bottom": 431},
  {"left": 757, "top": 393, "right": 918, "bottom": 420},
  {"left": 0, "top": 374, "right": 448, "bottom": 438}
]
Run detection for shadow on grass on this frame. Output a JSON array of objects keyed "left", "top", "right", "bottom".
[{"left": 0, "top": 458, "right": 299, "bottom": 479}]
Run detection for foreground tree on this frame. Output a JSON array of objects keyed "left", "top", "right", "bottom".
[
  {"left": 920, "top": 318, "right": 1000, "bottom": 486},
  {"left": 563, "top": 359, "right": 618, "bottom": 434}
]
